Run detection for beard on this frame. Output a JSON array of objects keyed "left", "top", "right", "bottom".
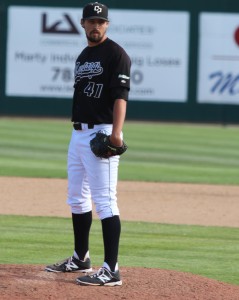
[{"left": 86, "top": 31, "right": 105, "bottom": 44}]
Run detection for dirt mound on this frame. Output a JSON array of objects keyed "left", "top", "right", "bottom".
[{"left": 0, "top": 265, "right": 239, "bottom": 300}]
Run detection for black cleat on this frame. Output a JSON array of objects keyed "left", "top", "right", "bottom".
[
  {"left": 76, "top": 267, "right": 122, "bottom": 286},
  {"left": 45, "top": 256, "right": 92, "bottom": 273}
]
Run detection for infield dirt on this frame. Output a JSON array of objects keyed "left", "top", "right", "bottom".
[{"left": 0, "top": 177, "right": 239, "bottom": 300}]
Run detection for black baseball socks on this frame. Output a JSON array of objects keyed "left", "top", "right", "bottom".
[{"left": 72, "top": 211, "right": 92, "bottom": 261}]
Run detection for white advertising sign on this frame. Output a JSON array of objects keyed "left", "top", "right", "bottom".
[
  {"left": 197, "top": 13, "right": 239, "bottom": 105},
  {"left": 6, "top": 6, "right": 189, "bottom": 102}
]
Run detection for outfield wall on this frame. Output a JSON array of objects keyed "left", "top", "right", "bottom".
[{"left": 1, "top": 0, "right": 239, "bottom": 124}]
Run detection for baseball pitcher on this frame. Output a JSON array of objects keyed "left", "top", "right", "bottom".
[{"left": 45, "top": 2, "right": 131, "bottom": 287}]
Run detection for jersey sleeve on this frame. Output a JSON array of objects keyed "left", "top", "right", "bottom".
[
  {"left": 110, "top": 50, "right": 131, "bottom": 90},
  {"left": 110, "top": 86, "right": 129, "bottom": 101}
]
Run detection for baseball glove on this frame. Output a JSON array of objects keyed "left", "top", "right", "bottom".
[{"left": 90, "top": 131, "right": 128, "bottom": 159}]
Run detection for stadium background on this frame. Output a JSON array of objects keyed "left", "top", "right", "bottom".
[{"left": 0, "top": 0, "right": 239, "bottom": 124}]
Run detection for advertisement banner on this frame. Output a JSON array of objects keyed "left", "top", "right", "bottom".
[
  {"left": 6, "top": 6, "right": 189, "bottom": 102},
  {"left": 197, "top": 13, "right": 239, "bottom": 105}
]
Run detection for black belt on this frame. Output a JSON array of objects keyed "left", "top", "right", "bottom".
[{"left": 73, "top": 122, "right": 94, "bottom": 130}]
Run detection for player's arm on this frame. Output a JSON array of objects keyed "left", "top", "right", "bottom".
[
  {"left": 110, "top": 98, "right": 127, "bottom": 146},
  {"left": 109, "top": 51, "right": 131, "bottom": 146}
]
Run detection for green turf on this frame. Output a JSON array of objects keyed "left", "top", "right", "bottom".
[
  {"left": 1, "top": 117, "right": 239, "bottom": 184},
  {"left": 122, "top": 122, "right": 239, "bottom": 184},
  {"left": 0, "top": 215, "right": 238, "bottom": 285}
]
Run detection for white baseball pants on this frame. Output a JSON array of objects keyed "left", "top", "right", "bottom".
[{"left": 66, "top": 124, "right": 121, "bottom": 220}]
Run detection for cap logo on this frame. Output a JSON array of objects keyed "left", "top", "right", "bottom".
[{"left": 94, "top": 5, "right": 102, "bottom": 14}]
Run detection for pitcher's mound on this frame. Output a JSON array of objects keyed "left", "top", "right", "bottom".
[{"left": 0, "top": 265, "right": 239, "bottom": 300}]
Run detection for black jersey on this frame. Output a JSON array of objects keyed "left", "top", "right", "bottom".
[{"left": 72, "top": 38, "right": 131, "bottom": 124}]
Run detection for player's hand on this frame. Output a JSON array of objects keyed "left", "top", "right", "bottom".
[
  {"left": 109, "top": 134, "right": 123, "bottom": 147},
  {"left": 90, "top": 132, "right": 127, "bottom": 159}
]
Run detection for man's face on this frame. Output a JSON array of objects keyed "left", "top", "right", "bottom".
[{"left": 81, "top": 19, "right": 109, "bottom": 45}]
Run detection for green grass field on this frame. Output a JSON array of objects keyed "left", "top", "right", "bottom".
[
  {"left": 0, "top": 215, "right": 238, "bottom": 285},
  {"left": 1, "top": 117, "right": 239, "bottom": 184},
  {"left": 0, "top": 117, "right": 239, "bottom": 286}
]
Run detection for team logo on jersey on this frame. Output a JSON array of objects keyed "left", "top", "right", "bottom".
[
  {"left": 118, "top": 74, "right": 130, "bottom": 84},
  {"left": 75, "top": 61, "right": 103, "bottom": 80},
  {"left": 118, "top": 74, "right": 130, "bottom": 80}
]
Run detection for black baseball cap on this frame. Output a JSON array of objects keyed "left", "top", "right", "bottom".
[{"left": 82, "top": 2, "right": 108, "bottom": 21}]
